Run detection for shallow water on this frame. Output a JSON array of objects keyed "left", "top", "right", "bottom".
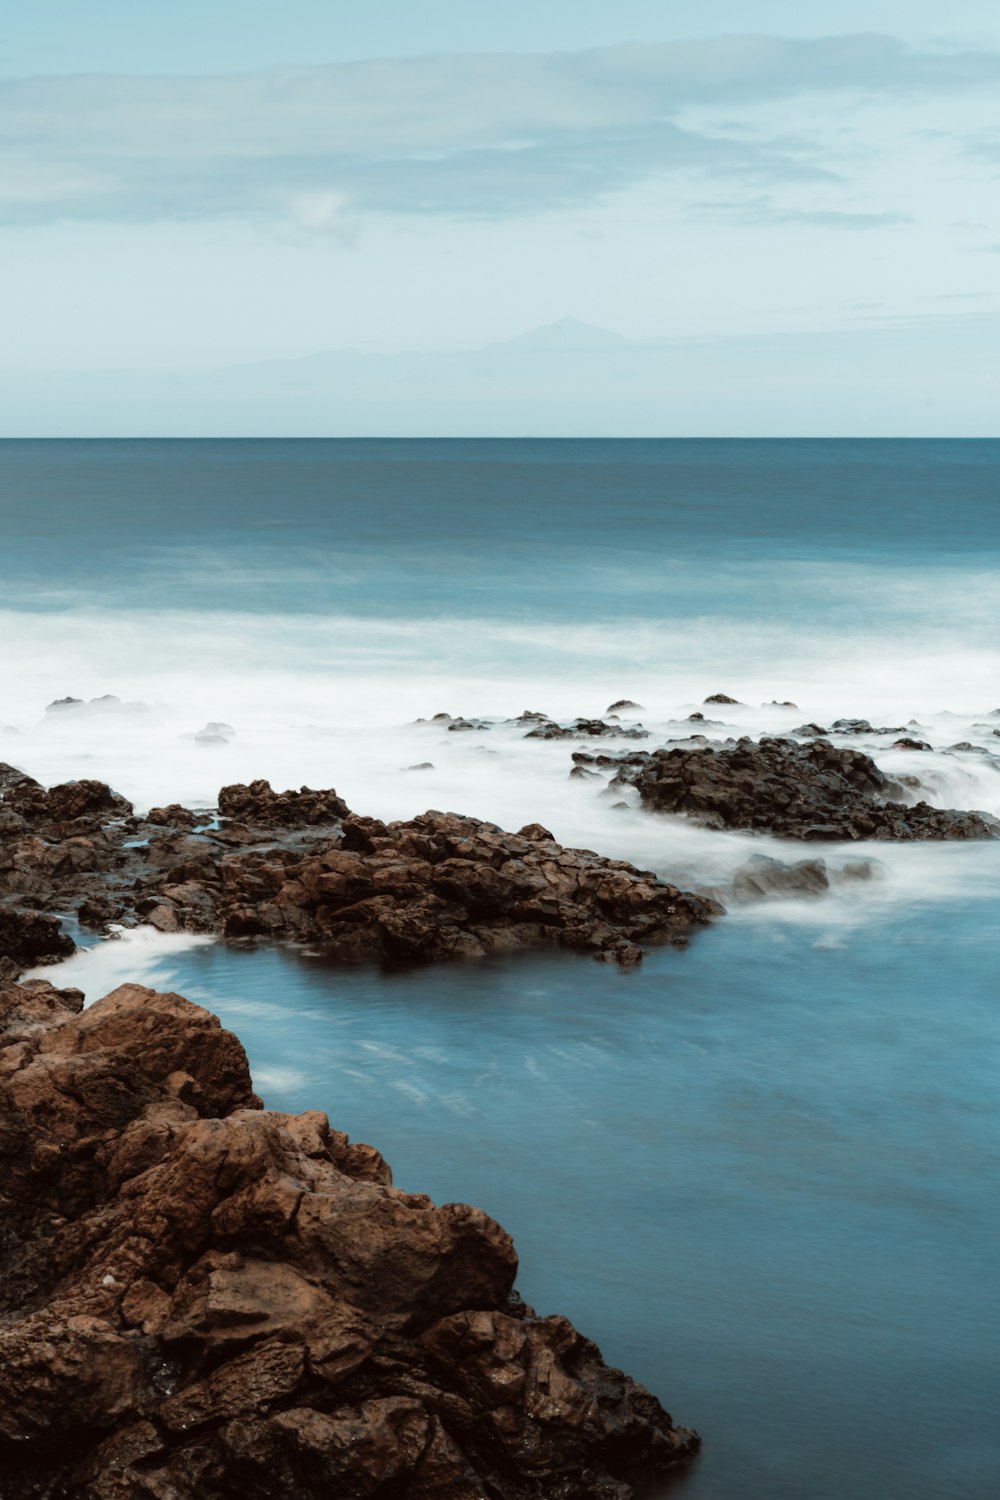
[{"left": 50, "top": 892, "right": 1000, "bottom": 1500}]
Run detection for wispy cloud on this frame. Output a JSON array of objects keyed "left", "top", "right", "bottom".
[
  {"left": 690, "top": 195, "right": 912, "bottom": 229},
  {"left": 1, "top": 34, "right": 997, "bottom": 227}
]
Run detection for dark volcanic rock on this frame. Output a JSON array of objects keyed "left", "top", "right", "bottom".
[
  {"left": 606, "top": 699, "right": 644, "bottom": 712},
  {"left": 525, "top": 718, "right": 649, "bottom": 742},
  {"left": 5, "top": 778, "right": 131, "bottom": 830},
  {"left": 137, "top": 808, "right": 718, "bottom": 968},
  {"left": 0, "top": 763, "right": 39, "bottom": 794},
  {"left": 217, "top": 780, "right": 350, "bottom": 829},
  {"left": 830, "top": 718, "right": 907, "bottom": 736},
  {"left": 731, "top": 854, "right": 830, "bottom": 901},
  {"left": 0, "top": 979, "right": 699, "bottom": 1499},
  {"left": 623, "top": 737, "right": 999, "bottom": 841},
  {"left": 447, "top": 718, "right": 490, "bottom": 732},
  {"left": 0, "top": 909, "right": 75, "bottom": 968},
  {"left": 147, "top": 803, "right": 201, "bottom": 829},
  {"left": 703, "top": 693, "right": 740, "bottom": 705},
  {"left": 572, "top": 750, "right": 652, "bottom": 772}
]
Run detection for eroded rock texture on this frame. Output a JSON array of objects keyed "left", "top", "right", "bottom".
[
  {"left": 0, "top": 980, "right": 699, "bottom": 1498},
  {"left": 621, "top": 738, "right": 999, "bottom": 841},
  {"left": 0, "top": 776, "right": 717, "bottom": 974},
  {"left": 136, "top": 803, "right": 717, "bottom": 967}
]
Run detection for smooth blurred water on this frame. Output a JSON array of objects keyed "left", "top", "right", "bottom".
[
  {"left": 7, "top": 439, "right": 1000, "bottom": 1497},
  {"left": 4, "top": 438, "right": 1000, "bottom": 615},
  {"left": 51, "top": 897, "right": 1000, "bottom": 1500}
]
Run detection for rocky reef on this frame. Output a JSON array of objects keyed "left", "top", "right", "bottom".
[
  {"left": 0, "top": 977, "right": 698, "bottom": 1499},
  {"left": 614, "top": 737, "right": 999, "bottom": 841},
  {"left": 0, "top": 773, "right": 718, "bottom": 975}
]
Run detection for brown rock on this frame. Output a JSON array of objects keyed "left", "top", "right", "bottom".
[
  {"left": 218, "top": 779, "right": 349, "bottom": 828},
  {"left": 0, "top": 980, "right": 699, "bottom": 1498},
  {"left": 624, "top": 737, "right": 999, "bottom": 842},
  {"left": 133, "top": 806, "right": 718, "bottom": 968}
]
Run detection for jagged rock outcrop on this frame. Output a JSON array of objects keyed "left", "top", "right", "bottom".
[
  {"left": 524, "top": 719, "right": 649, "bottom": 742},
  {"left": 0, "top": 979, "right": 699, "bottom": 1499},
  {"left": 2, "top": 777, "right": 131, "bottom": 831},
  {"left": 216, "top": 780, "right": 350, "bottom": 828},
  {"left": 0, "top": 763, "right": 39, "bottom": 795},
  {"left": 619, "top": 737, "right": 999, "bottom": 841},
  {"left": 0, "top": 777, "right": 717, "bottom": 974},
  {"left": 0, "top": 909, "right": 75, "bottom": 971},
  {"left": 135, "top": 803, "right": 718, "bottom": 967}
]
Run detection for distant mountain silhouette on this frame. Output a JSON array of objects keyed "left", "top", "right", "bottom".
[
  {"left": 6, "top": 310, "right": 996, "bottom": 436},
  {"left": 487, "top": 317, "right": 633, "bottom": 352}
]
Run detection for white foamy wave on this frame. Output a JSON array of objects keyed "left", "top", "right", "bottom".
[
  {"left": 4, "top": 596, "right": 1000, "bottom": 923},
  {"left": 24, "top": 925, "right": 213, "bottom": 1004}
]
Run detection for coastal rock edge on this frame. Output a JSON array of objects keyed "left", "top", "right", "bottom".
[{"left": 0, "top": 978, "right": 699, "bottom": 1499}]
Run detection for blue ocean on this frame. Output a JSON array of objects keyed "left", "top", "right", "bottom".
[{"left": 6, "top": 439, "right": 1000, "bottom": 1499}]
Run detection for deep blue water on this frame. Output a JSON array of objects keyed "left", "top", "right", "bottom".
[{"left": 4, "top": 438, "right": 1000, "bottom": 616}]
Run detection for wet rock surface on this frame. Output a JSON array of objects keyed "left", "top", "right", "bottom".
[
  {"left": 217, "top": 779, "right": 350, "bottom": 828},
  {"left": 135, "top": 803, "right": 717, "bottom": 968},
  {"left": 0, "top": 777, "right": 717, "bottom": 976},
  {"left": 618, "top": 737, "right": 999, "bottom": 841},
  {"left": 524, "top": 718, "right": 649, "bottom": 742},
  {"left": 0, "top": 979, "right": 699, "bottom": 1498}
]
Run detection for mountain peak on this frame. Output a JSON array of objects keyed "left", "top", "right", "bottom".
[{"left": 490, "top": 317, "right": 632, "bottom": 352}]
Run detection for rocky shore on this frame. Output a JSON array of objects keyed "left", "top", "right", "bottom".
[
  {"left": 1, "top": 727, "right": 996, "bottom": 1499},
  {"left": 0, "top": 977, "right": 698, "bottom": 1498},
  {"left": 604, "top": 737, "right": 999, "bottom": 841},
  {"left": 0, "top": 769, "right": 718, "bottom": 976}
]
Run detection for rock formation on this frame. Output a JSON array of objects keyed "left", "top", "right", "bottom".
[
  {"left": 0, "top": 978, "right": 699, "bottom": 1498},
  {"left": 0, "top": 775, "right": 718, "bottom": 976},
  {"left": 617, "top": 737, "right": 999, "bottom": 841},
  {"left": 133, "top": 803, "right": 718, "bottom": 968}
]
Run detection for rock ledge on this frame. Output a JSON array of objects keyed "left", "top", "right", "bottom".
[{"left": 0, "top": 979, "right": 698, "bottom": 1498}]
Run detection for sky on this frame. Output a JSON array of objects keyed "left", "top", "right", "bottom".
[{"left": 1, "top": 2, "right": 999, "bottom": 433}]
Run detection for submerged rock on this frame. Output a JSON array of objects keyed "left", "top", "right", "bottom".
[
  {"left": 0, "top": 978, "right": 700, "bottom": 1499},
  {"left": 731, "top": 854, "right": 830, "bottom": 901},
  {"left": 525, "top": 718, "right": 649, "bottom": 742},
  {"left": 621, "top": 737, "right": 999, "bottom": 842}
]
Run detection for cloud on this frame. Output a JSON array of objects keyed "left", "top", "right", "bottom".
[
  {"left": 689, "top": 195, "right": 912, "bottom": 229},
  {"left": 1, "top": 34, "right": 998, "bottom": 227}
]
